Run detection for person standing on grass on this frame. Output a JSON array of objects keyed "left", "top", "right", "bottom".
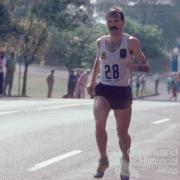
[
  {"left": 135, "top": 75, "right": 140, "bottom": 98},
  {"left": 74, "top": 69, "right": 90, "bottom": 98},
  {"left": 154, "top": 73, "right": 160, "bottom": 94},
  {"left": 0, "top": 50, "right": 5, "bottom": 97},
  {"left": 87, "top": 7, "right": 150, "bottom": 180},
  {"left": 139, "top": 74, "right": 146, "bottom": 97},
  {"left": 3, "top": 51, "right": 16, "bottom": 97},
  {"left": 67, "top": 69, "right": 77, "bottom": 98},
  {"left": 167, "top": 75, "right": 173, "bottom": 94},
  {"left": 46, "top": 69, "right": 55, "bottom": 98}
]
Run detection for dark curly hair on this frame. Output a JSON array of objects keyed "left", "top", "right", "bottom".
[{"left": 106, "top": 7, "right": 125, "bottom": 22}]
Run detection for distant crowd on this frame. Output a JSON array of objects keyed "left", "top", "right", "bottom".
[
  {"left": 0, "top": 47, "right": 91, "bottom": 99},
  {"left": 132, "top": 73, "right": 161, "bottom": 98},
  {"left": 131, "top": 72, "right": 180, "bottom": 101},
  {"left": 0, "top": 48, "right": 179, "bottom": 101},
  {"left": 46, "top": 68, "right": 90, "bottom": 99},
  {"left": 63, "top": 69, "right": 90, "bottom": 99}
]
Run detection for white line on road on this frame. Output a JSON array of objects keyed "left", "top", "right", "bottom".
[
  {"left": 0, "top": 110, "right": 19, "bottom": 115},
  {"left": 153, "top": 118, "right": 171, "bottom": 124},
  {"left": 28, "top": 150, "right": 82, "bottom": 171},
  {"left": 38, "top": 103, "right": 93, "bottom": 110},
  {"left": 38, "top": 104, "right": 79, "bottom": 110}
]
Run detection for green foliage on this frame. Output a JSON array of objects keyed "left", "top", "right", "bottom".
[
  {"left": 125, "top": 18, "right": 167, "bottom": 72},
  {"left": 46, "top": 23, "right": 107, "bottom": 70},
  {"left": 125, "top": 2, "right": 180, "bottom": 47},
  {"left": 95, "top": 0, "right": 124, "bottom": 15},
  {"left": 125, "top": 18, "right": 163, "bottom": 58},
  {"left": 34, "top": 0, "right": 96, "bottom": 70},
  {"left": 18, "top": 17, "right": 49, "bottom": 96},
  {"left": 0, "top": 3, "right": 12, "bottom": 41},
  {"left": 34, "top": 0, "right": 93, "bottom": 29},
  {"left": 1, "top": 0, "right": 173, "bottom": 73}
]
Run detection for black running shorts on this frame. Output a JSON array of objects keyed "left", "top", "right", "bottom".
[{"left": 95, "top": 83, "right": 132, "bottom": 109}]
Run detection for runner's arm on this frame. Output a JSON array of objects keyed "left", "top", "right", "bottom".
[
  {"left": 128, "top": 37, "right": 150, "bottom": 72},
  {"left": 87, "top": 40, "right": 101, "bottom": 95}
]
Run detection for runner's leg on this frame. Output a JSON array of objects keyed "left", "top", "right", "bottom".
[
  {"left": 93, "top": 96, "right": 111, "bottom": 158},
  {"left": 114, "top": 105, "right": 132, "bottom": 161}
]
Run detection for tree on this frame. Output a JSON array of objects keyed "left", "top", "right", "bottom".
[
  {"left": 46, "top": 23, "right": 107, "bottom": 70},
  {"left": 0, "top": 2, "right": 16, "bottom": 43},
  {"left": 35, "top": 0, "right": 95, "bottom": 72},
  {"left": 20, "top": 18, "right": 48, "bottom": 96},
  {"left": 0, "top": 0, "right": 49, "bottom": 96},
  {"left": 124, "top": 0, "right": 180, "bottom": 47},
  {"left": 34, "top": 0, "right": 94, "bottom": 29}
]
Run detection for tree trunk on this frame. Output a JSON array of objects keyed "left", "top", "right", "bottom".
[{"left": 22, "top": 64, "right": 29, "bottom": 96}]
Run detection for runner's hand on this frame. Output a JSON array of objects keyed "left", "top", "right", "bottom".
[{"left": 87, "top": 82, "right": 95, "bottom": 96}]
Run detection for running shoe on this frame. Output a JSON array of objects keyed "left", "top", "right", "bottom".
[
  {"left": 94, "top": 157, "right": 109, "bottom": 178},
  {"left": 120, "top": 158, "right": 130, "bottom": 180}
]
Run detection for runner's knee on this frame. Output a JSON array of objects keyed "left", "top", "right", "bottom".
[
  {"left": 96, "top": 120, "right": 106, "bottom": 131},
  {"left": 117, "top": 131, "right": 130, "bottom": 143}
]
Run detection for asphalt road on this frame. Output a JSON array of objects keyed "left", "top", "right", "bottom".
[{"left": 0, "top": 99, "right": 179, "bottom": 180}]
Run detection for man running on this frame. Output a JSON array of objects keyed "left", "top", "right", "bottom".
[{"left": 87, "top": 7, "right": 150, "bottom": 180}]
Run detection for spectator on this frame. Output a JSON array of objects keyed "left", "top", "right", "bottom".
[
  {"left": 167, "top": 75, "right": 173, "bottom": 94},
  {"left": 65, "top": 69, "right": 77, "bottom": 98},
  {"left": 0, "top": 50, "right": 5, "bottom": 97},
  {"left": 169, "top": 80, "right": 178, "bottom": 101},
  {"left": 135, "top": 75, "right": 140, "bottom": 97},
  {"left": 75, "top": 69, "right": 81, "bottom": 80},
  {"left": 46, "top": 69, "right": 55, "bottom": 98},
  {"left": 139, "top": 74, "right": 146, "bottom": 97},
  {"left": 74, "top": 69, "right": 90, "bottom": 98},
  {"left": 3, "top": 51, "right": 16, "bottom": 97},
  {"left": 154, "top": 73, "right": 160, "bottom": 94}
]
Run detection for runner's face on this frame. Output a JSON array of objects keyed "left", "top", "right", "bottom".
[{"left": 106, "top": 15, "right": 124, "bottom": 35}]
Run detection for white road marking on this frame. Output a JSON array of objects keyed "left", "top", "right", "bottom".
[
  {"left": 0, "top": 111, "right": 19, "bottom": 115},
  {"left": 153, "top": 118, "right": 171, "bottom": 124},
  {"left": 28, "top": 150, "right": 82, "bottom": 171},
  {"left": 38, "top": 104, "right": 79, "bottom": 110},
  {"left": 38, "top": 102, "right": 93, "bottom": 110}
]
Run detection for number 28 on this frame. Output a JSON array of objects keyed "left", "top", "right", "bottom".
[{"left": 105, "top": 64, "right": 119, "bottom": 79}]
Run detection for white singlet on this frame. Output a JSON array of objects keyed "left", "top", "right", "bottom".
[{"left": 98, "top": 33, "right": 131, "bottom": 86}]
